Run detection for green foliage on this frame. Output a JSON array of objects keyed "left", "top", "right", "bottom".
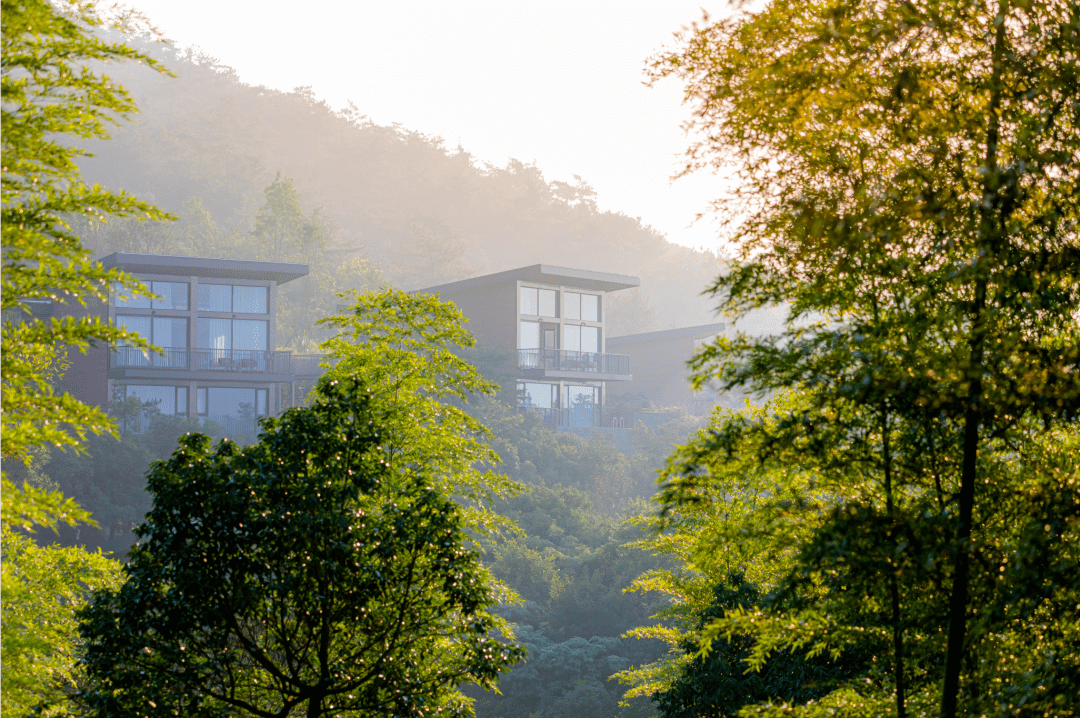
[
  {"left": 1, "top": 5, "right": 166, "bottom": 714},
  {"left": 644, "top": 1, "right": 1080, "bottom": 715},
  {"left": 78, "top": 376, "right": 525, "bottom": 718},
  {"left": 0, "top": 526, "right": 122, "bottom": 717},
  {"left": 1, "top": 0, "right": 170, "bottom": 468},
  {"left": 653, "top": 573, "right": 862, "bottom": 718},
  {"left": 320, "top": 288, "right": 520, "bottom": 539}
]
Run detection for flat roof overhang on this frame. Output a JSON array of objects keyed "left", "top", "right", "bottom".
[
  {"left": 101, "top": 253, "right": 309, "bottom": 285},
  {"left": 414, "top": 264, "right": 640, "bottom": 296}
]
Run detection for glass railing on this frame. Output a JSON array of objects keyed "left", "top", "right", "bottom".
[
  {"left": 517, "top": 349, "right": 630, "bottom": 375},
  {"left": 110, "top": 347, "right": 292, "bottom": 374}
]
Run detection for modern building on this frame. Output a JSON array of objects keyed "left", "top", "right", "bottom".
[
  {"left": 606, "top": 322, "right": 727, "bottom": 414},
  {"left": 61, "top": 253, "right": 308, "bottom": 435},
  {"left": 414, "top": 265, "right": 639, "bottom": 428}
]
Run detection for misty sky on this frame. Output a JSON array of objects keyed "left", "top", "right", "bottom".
[{"left": 126, "top": 1, "right": 734, "bottom": 253}]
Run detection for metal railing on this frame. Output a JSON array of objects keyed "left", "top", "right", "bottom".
[
  {"left": 517, "top": 349, "right": 630, "bottom": 375},
  {"left": 518, "top": 405, "right": 600, "bottom": 428},
  {"left": 110, "top": 347, "right": 293, "bottom": 374}
]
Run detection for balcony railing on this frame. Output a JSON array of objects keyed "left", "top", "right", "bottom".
[
  {"left": 517, "top": 349, "right": 630, "bottom": 375},
  {"left": 517, "top": 405, "right": 600, "bottom": 428},
  {"left": 110, "top": 347, "right": 293, "bottom": 374}
]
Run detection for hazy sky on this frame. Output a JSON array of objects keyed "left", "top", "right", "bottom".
[{"left": 127, "top": 2, "right": 733, "bottom": 252}]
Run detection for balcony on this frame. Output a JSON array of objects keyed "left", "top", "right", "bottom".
[
  {"left": 110, "top": 347, "right": 293, "bottom": 375},
  {"left": 517, "top": 349, "right": 631, "bottom": 380}
]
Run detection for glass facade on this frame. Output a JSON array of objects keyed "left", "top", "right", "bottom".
[
  {"left": 197, "top": 386, "right": 269, "bottom": 434},
  {"left": 520, "top": 287, "right": 556, "bottom": 317},
  {"left": 115, "top": 281, "right": 188, "bottom": 310},
  {"left": 198, "top": 284, "right": 268, "bottom": 314},
  {"left": 562, "top": 325, "right": 598, "bottom": 353},
  {"left": 563, "top": 292, "right": 598, "bottom": 322},
  {"left": 125, "top": 384, "right": 188, "bottom": 415},
  {"left": 198, "top": 319, "right": 267, "bottom": 351}
]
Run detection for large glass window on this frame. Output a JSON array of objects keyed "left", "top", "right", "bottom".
[
  {"left": 115, "top": 281, "right": 188, "bottom": 310},
  {"left": 124, "top": 385, "right": 188, "bottom": 415},
  {"left": 563, "top": 292, "right": 598, "bottom": 322},
  {"left": 233, "top": 320, "right": 267, "bottom": 351},
  {"left": 520, "top": 287, "right": 556, "bottom": 317},
  {"left": 198, "top": 319, "right": 267, "bottom": 351},
  {"left": 562, "top": 325, "right": 599, "bottom": 354},
  {"left": 518, "top": 382, "right": 558, "bottom": 409},
  {"left": 538, "top": 289, "right": 556, "bottom": 317},
  {"left": 199, "top": 318, "right": 232, "bottom": 351},
  {"left": 563, "top": 385, "right": 598, "bottom": 427},
  {"left": 198, "top": 284, "right": 232, "bottom": 312},
  {"left": 198, "top": 284, "right": 267, "bottom": 314},
  {"left": 564, "top": 292, "right": 580, "bottom": 320},
  {"left": 115, "top": 315, "right": 187, "bottom": 367},
  {"left": 233, "top": 286, "right": 268, "bottom": 314},
  {"left": 519, "top": 321, "right": 540, "bottom": 350},
  {"left": 520, "top": 287, "right": 538, "bottom": 316},
  {"left": 197, "top": 386, "right": 269, "bottom": 435},
  {"left": 581, "top": 294, "right": 599, "bottom": 322}
]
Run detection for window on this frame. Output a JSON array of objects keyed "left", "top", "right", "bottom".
[
  {"left": 563, "top": 292, "right": 598, "bottom": 322},
  {"left": 198, "top": 319, "right": 268, "bottom": 351},
  {"left": 563, "top": 385, "right": 598, "bottom": 427},
  {"left": 115, "top": 281, "right": 189, "bottom": 310},
  {"left": 115, "top": 315, "right": 188, "bottom": 367},
  {"left": 520, "top": 287, "right": 537, "bottom": 316},
  {"left": 518, "top": 382, "right": 558, "bottom": 409},
  {"left": 233, "top": 286, "right": 268, "bottom": 314},
  {"left": 520, "top": 287, "right": 556, "bottom": 317},
  {"left": 564, "top": 292, "right": 579, "bottom": 320},
  {"left": 198, "top": 284, "right": 268, "bottom": 314},
  {"left": 519, "top": 320, "right": 540, "bottom": 350},
  {"left": 124, "top": 385, "right": 188, "bottom": 415},
  {"left": 562, "top": 325, "right": 598, "bottom": 353},
  {"left": 581, "top": 294, "right": 598, "bottom": 322},
  {"left": 196, "top": 386, "right": 269, "bottom": 434}
]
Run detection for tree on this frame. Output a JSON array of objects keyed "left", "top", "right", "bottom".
[
  {"left": 78, "top": 375, "right": 525, "bottom": 718},
  {"left": 1, "top": 0, "right": 169, "bottom": 491},
  {"left": 1, "top": 526, "right": 121, "bottom": 717},
  {"left": 2, "top": 2, "right": 169, "bottom": 713},
  {"left": 648, "top": 2, "right": 1080, "bottom": 715},
  {"left": 319, "top": 289, "right": 521, "bottom": 540}
]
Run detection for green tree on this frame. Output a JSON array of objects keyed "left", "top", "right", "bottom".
[
  {"left": 1, "top": 526, "right": 121, "bottom": 717},
  {"left": 2, "top": 3, "right": 169, "bottom": 713},
  {"left": 1, "top": 0, "right": 169, "bottom": 490},
  {"left": 319, "top": 289, "right": 520, "bottom": 539},
  {"left": 647, "top": 3, "right": 1080, "bottom": 715},
  {"left": 78, "top": 376, "right": 524, "bottom": 718}
]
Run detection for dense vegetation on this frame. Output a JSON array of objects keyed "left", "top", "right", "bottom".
[{"left": 5, "top": 1, "right": 1079, "bottom": 718}]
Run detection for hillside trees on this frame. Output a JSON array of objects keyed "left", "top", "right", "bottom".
[
  {"left": 73, "top": 39, "right": 722, "bottom": 328},
  {"left": 646, "top": 1, "right": 1080, "bottom": 715}
]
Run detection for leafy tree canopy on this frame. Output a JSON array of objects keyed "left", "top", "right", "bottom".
[
  {"left": 78, "top": 375, "right": 525, "bottom": 718},
  {"left": 645, "top": 1, "right": 1080, "bottom": 715}
]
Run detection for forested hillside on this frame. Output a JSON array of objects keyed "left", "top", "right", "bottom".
[{"left": 76, "top": 38, "right": 723, "bottom": 332}]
